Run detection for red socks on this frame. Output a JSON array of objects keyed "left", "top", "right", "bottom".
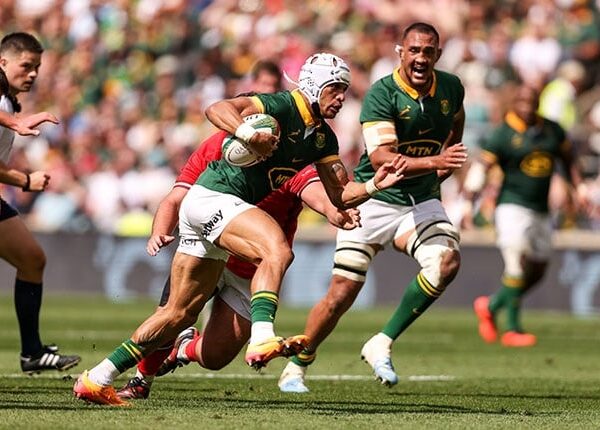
[
  {"left": 137, "top": 345, "right": 172, "bottom": 376},
  {"left": 184, "top": 335, "right": 202, "bottom": 362}
]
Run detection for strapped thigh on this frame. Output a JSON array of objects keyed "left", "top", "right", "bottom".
[{"left": 332, "top": 241, "right": 378, "bottom": 282}]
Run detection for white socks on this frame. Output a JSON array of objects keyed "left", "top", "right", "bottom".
[
  {"left": 249, "top": 321, "right": 275, "bottom": 345},
  {"left": 87, "top": 359, "right": 121, "bottom": 386}
]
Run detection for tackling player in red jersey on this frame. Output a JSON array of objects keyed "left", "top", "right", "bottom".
[{"left": 115, "top": 131, "right": 360, "bottom": 400}]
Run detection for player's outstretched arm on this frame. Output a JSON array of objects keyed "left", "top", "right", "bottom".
[
  {"left": 299, "top": 181, "right": 361, "bottom": 230},
  {"left": 0, "top": 110, "right": 59, "bottom": 136},
  {"left": 146, "top": 187, "right": 188, "bottom": 256},
  {"left": 315, "top": 154, "right": 406, "bottom": 210}
]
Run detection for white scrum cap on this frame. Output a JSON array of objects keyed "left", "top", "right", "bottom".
[{"left": 298, "top": 53, "right": 351, "bottom": 106}]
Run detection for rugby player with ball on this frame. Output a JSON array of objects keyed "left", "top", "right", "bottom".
[{"left": 74, "top": 52, "right": 407, "bottom": 405}]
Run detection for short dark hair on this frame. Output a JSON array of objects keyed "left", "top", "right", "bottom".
[
  {"left": 251, "top": 60, "right": 282, "bottom": 84},
  {"left": 235, "top": 91, "right": 258, "bottom": 98},
  {"left": 0, "top": 32, "right": 44, "bottom": 56},
  {"left": 0, "top": 68, "right": 8, "bottom": 95},
  {"left": 0, "top": 67, "right": 21, "bottom": 112},
  {"left": 402, "top": 22, "right": 440, "bottom": 45}
]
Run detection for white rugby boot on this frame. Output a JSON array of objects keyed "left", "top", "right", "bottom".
[
  {"left": 360, "top": 333, "right": 398, "bottom": 387},
  {"left": 278, "top": 361, "right": 309, "bottom": 393}
]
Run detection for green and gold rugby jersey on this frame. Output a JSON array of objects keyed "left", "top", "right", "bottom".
[
  {"left": 355, "top": 69, "right": 464, "bottom": 205},
  {"left": 481, "top": 111, "right": 568, "bottom": 214},
  {"left": 197, "top": 89, "right": 339, "bottom": 204}
]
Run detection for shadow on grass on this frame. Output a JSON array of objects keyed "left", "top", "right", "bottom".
[
  {"left": 149, "top": 394, "right": 566, "bottom": 417},
  {"left": 389, "top": 391, "right": 600, "bottom": 402},
  {"left": 1, "top": 379, "right": 598, "bottom": 416}
]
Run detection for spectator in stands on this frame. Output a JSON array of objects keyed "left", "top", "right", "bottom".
[{"left": 0, "top": 0, "right": 598, "bottom": 235}]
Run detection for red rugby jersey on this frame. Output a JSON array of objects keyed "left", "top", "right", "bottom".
[
  {"left": 174, "top": 131, "right": 228, "bottom": 188},
  {"left": 173, "top": 132, "right": 319, "bottom": 280},
  {"left": 225, "top": 165, "right": 318, "bottom": 279}
]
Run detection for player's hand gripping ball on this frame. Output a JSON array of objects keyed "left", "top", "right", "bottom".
[{"left": 222, "top": 114, "right": 280, "bottom": 167}]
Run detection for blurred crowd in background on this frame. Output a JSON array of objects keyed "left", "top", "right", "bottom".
[{"left": 0, "top": 0, "right": 599, "bottom": 235}]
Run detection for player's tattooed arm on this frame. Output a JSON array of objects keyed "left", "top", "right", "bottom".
[
  {"left": 316, "top": 155, "right": 406, "bottom": 209},
  {"left": 331, "top": 161, "right": 349, "bottom": 185}
]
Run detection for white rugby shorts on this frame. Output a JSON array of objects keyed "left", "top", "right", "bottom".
[
  {"left": 216, "top": 268, "right": 252, "bottom": 321},
  {"left": 495, "top": 203, "right": 552, "bottom": 260},
  {"left": 177, "top": 185, "right": 255, "bottom": 259},
  {"left": 336, "top": 197, "right": 452, "bottom": 248}
]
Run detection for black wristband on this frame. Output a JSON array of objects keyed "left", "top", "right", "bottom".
[{"left": 22, "top": 173, "right": 31, "bottom": 191}]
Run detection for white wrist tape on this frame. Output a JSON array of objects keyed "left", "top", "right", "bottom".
[
  {"left": 365, "top": 178, "right": 381, "bottom": 196},
  {"left": 234, "top": 123, "right": 257, "bottom": 143}
]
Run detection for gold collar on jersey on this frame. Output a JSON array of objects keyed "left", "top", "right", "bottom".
[
  {"left": 291, "top": 89, "right": 320, "bottom": 128},
  {"left": 505, "top": 111, "right": 543, "bottom": 134},
  {"left": 251, "top": 90, "right": 320, "bottom": 129},
  {"left": 393, "top": 68, "right": 437, "bottom": 99}
]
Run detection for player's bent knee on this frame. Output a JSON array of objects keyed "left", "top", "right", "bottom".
[
  {"left": 18, "top": 246, "right": 46, "bottom": 275},
  {"left": 439, "top": 249, "right": 461, "bottom": 284},
  {"left": 198, "top": 342, "right": 240, "bottom": 370},
  {"left": 284, "top": 247, "right": 295, "bottom": 266},
  {"left": 198, "top": 357, "right": 228, "bottom": 371},
  {"left": 31, "top": 249, "right": 46, "bottom": 271},
  {"left": 263, "top": 243, "right": 294, "bottom": 267},
  {"left": 409, "top": 222, "right": 460, "bottom": 288},
  {"left": 332, "top": 242, "right": 377, "bottom": 282},
  {"left": 199, "top": 347, "right": 239, "bottom": 370}
]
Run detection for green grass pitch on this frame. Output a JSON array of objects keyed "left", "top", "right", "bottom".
[{"left": 0, "top": 295, "right": 599, "bottom": 429}]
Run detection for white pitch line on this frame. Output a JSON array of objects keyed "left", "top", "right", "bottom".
[{"left": 1, "top": 372, "right": 455, "bottom": 382}]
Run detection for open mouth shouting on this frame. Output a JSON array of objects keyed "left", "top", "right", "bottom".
[{"left": 410, "top": 62, "right": 430, "bottom": 85}]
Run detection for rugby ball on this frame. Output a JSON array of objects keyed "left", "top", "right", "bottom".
[{"left": 222, "top": 114, "right": 280, "bottom": 167}]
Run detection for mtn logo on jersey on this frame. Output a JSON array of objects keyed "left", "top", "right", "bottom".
[
  {"left": 201, "top": 210, "right": 223, "bottom": 238},
  {"left": 398, "top": 139, "right": 441, "bottom": 157},
  {"left": 268, "top": 168, "right": 298, "bottom": 190}
]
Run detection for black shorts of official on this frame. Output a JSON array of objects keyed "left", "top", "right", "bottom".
[{"left": 0, "top": 196, "right": 19, "bottom": 222}]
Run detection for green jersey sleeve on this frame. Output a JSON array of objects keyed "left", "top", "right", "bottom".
[{"left": 360, "top": 80, "right": 395, "bottom": 123}]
